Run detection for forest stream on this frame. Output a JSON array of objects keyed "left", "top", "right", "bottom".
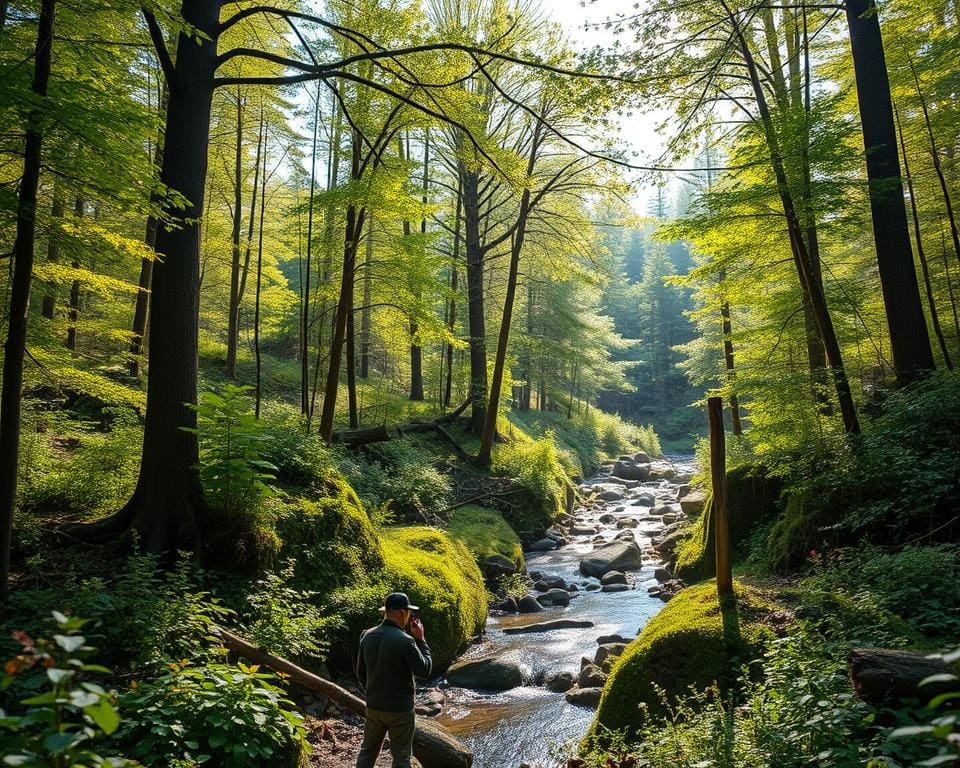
[{"left": 434, "top": 454, "right": 697, "bottom": 768}]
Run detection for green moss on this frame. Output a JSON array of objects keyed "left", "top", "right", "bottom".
[
  {"left": 448, "top": 505, "right": 524, "bottom": 572},
  {"left": 674, "top": 465, "right": 783, "bottom": 581},
  {"left": 590, "top": 582, "right": 780, "bottom": 737},
  {"left": 380, "top": 526, "right": 488, "bottom": 669}
]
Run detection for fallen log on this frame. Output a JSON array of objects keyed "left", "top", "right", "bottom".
[
  {"left": 213, "top": 626, "right": 472, "bottom": 768},
  {"left": 503, "top": 619, "right": 595, "bottom": 635},
  {"left": 848, "top": 647, "right": 958, "bottom": 706},
  {"left": 333, "top": 425, "right": 391, "bottom": 448}
]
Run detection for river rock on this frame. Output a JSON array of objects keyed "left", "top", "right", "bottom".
[
  {"left": 517, "top": 595, "right": 544, "bottom": 613},
  {"left": 633, "top": 492, "right": 656, "bottom": 506},
  {"left": 413, "top": 718, "right": 473, "bottom": 768},
  {"left": 654, "top": 566, "right": 673, "bottom": 582},
  {"left": 611, "top": 461, "right": 650, "bottom": 481},
  {"left": 661, "top": 513, "right": 680, "bottom": 525},
  {"left": 539, "top": 588, "right": 571, "bottom": 607},
  {"left": 595, "top": 642, "right": 628, "bottom": 667},
  {"left": 565, "top": 686, "right": 603, "bottom": 708},
  {"left": 492, "top": 596, "right": 518, "bottom": 613},
  {"left": 597, "top": 633, "right": 630, "bottom": 645},
  {"left": 598, "top": 488, "right": 625, "bottom": 502},
  {"left": 537, "top": 574, "right": 567, "bottom": 590},
  {"left": 648, "top": 461, "right": 677, "bottom": 480},
  {"left": 601, "top": 570, "right": 627, "bottom": 586},
  {"left": 580, "top": 540, "right": 643, "bottom": 577},
  {"left": 529, "top": 538, "right": 557, "bottom": 552},
  {"left": 446, "top": 656, "right": 524, "bottom": 691},
  {"left": 481, "top": 554, "right": 517, "bottom": 582},
  {"left": 632, "top": 451, "right": 652, "bottom": 464},
  {"left": 679, "top": 491, "right": 706, "bottom": 516},
  {"left": 545, "top": 671, "right": 576, "bottom": 692},
  {"left": 616, "top": 517, "right": 639, "bottom": 529},
  {"left": 584, "top": 582, "right": 601, "bottom": 591},
  {"left": 503, "top": 619, "right": 594, "bottom": 635},
  {"left": 570, "top": 524, "right": 599, "bottom": 536},
  {"left": 415, "top": 688, "right": 445, "bottom": 717},
  {"left": 653, "top": 530, "right": 685, "bottom": 559},
  {"left": 614, "top": 530, "right": 636, "bottom": 542},
  {"left": 579, "top": 663, "right": 607, "bottom": 688},
  {"left": 598, "top": 513, "right": 617, "bottom": 525},
  {"left": 602, "top": 583, "right": 630, "bottom": 593}
]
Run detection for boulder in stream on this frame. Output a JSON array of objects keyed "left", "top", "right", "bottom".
[
  {"left": 616, "top": 517, "right": 639, "bottom": 529},
  {"left": 595, "top": 643, "right": 628, "bottom": 667},
  {"left": 633, "top": 491, "right": 656, "bottom": 506},
  {"left": 679, "top": 491, "right": 706, "bottom": 516},
  {"left": 517, "top": 594, "right": 544, "bottom": 613},
  {"left": 601, "top": 583, "right": 630, "bottom": 593},
  {"left": 611, "top": 461, "right": 650, "bottom": 481},
  {"left": 565, "top": 686, "right": 603, "bottom": 708},
  {"left": 580, "top": 540, "right": 643, "bottom": 577},
  {"left": 579, "top": 663, "right": 607, "bottom": 688},
  {"left": 446, "top": 656, "right": 525, "bottom": 691},
  {"left": 529, "top": 538, "right": 557, "bottom": 552},
  {"left": 545, "top": 671, "right": 576, "bottom": 692},
  {"left": 538, "top": 588, "right": 571, "bottom": 607},
  {"left": 601, "top": 571, "right": 627, "bottom": 586},
  {"left": 413, "top": 717, "right": 474, "bottom": 768},
  {"left": 598, "top": 488, "right": 625, "bottom": 502}
]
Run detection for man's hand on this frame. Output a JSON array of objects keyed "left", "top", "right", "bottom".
[{"left": 409, "top": 616, "right": 425, "bottom": 642}]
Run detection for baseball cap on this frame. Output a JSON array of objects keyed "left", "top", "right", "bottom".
[{"left": 378, "top": 592, "right": 420, "bottom": 612}]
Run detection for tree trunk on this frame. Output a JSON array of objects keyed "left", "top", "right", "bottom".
[
  {"left": 129, "top": 84, "right": 167, "bottom": 377},
  {"left": 359, "top": 213, "right": 373, "bottom": 379},
  {"left": 708, "top": 397, "right": 732, "bottom": 600},
  {"left": 301, "top": 86, "right": 320, "bottom": 416},
  {"left": 846, "top": 0, "right": 935, "bottom": 383},
  {"left": 0, "top": 0, "right": 55, "bottom": 602},
  {"left": 719, "top": 291, "right": 743, "bottom": 435},
  {"left": 226, "top": 90, "right": 244, "bottom": 380},
  {"left": 461, "top": 164, "right": 487, "bottom": 432},
  {"left": 41, "top": 195, "right": 62, "bottom": 320},
  {"left": 444, "top": 190, "right": 462, "bottom": 409},
  {"left": 848, "top": 648, "right": 957, "bottom": 706},
  {"left": 65, "top": 196, "right": 83, "bottom": 351},
  {"left": 895, "top": 104, "right": 952, "bottom": 369},
  {"left": 128, "top": 0, "right": 219, "bottom": 555},
  {"left": 254, "top": 113, "right": 268, "bottom": 417}
]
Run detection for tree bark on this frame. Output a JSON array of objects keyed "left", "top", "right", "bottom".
[
  {"left": 0, "top": 0, "right": 56, "bottom": 601},
  {"left": 708, "top": 397, "right": 732, "bottom": 600},
  {"left": 41, "top": 195, "right": 62, "bottom": 320},
  {"left": 359, "top": 213, "right": 373, "bottom": 379},
  {"left": 65, "top": 196, "right": 83, "bottom": 351},
  {"left": 848, "top": 647, "right": 957, "bottom": 706},
  {"left": 461, "top": 164, "right": 487, "bottom": 432},
  {"left": 254, "top": 113, "right": 267, "bottom": 417},
  {"left": 301, "top": 86, "right": 320, "bottom": 416},
  {"left": 225, "top": 90, "right": 245, "bottom": 380},
  {"left": 444, "top": 189, "right": 462, "bottom": 409},
  {"left": 846, "top": 0, "right": 935, "bottom": 383}
]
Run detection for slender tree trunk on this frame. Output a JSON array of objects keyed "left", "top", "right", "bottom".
[
  {"left": 41, "top": 195, "right": 62, "bottom": 320},
  {"left": 226, "top": 90, "right": 244, "bottom": 380},
  {"left": 724, "top": 0, "right": 860, "bottom": 433},
  {"left": 319, "top": 134, "right": 365, "bottom": 443},
  {"left": 846, "top": 0, "right": 935, "bottom": 382},
  {"left": 65, "top": 197, "right": 83, "bottom": 351},
  {"left": 254, "top": 115, "right": 268, "bottom": 417},
  {"left": 718, "top": 273, "right": 743, "bottom": 436},
  {"left": 895, "top": 103, "right": 952, "bottom": 369},
  {"left": 461, "top": 164, "right": 487, "bottom": 432},
  {"left": 359, "top": 213, "right": 373, "bottom": 379},
  {"left": 129, "top": 84, "right": 168, "bottom": 377},
  {"left": 235, "top": 102, "right": 264, "bottom": 331},
  {"left": 941, "top": 230, "right": 960, "bottom": 351},
  {"left": 301, "top": 85, "right": 320, "bottom": 416},
  {"left": 0, "top": 0, "right": 55, "bottom": 602},
  {"left": 444, "top": 187, "right": 462, "bottom": 409}
]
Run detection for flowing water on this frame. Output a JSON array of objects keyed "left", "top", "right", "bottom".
[{"left": 436, "top": 454, "right": 696, "bottom": 768}]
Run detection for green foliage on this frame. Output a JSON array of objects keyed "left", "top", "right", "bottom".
[
  {"left": 0, "top": 612, "right": 136, "bottom": 767},
  {"left": 492, "top": 433, "right": 570, "bottom": 534},
  {"left": 448, "top": 505, "right": 524, "bottom": 571},
  {"left": 119, "top": 660, "right": 308, "bottom": 768},
  {"left": 591, "top": 582, "right": 780, "bottom": 737},
  {"left": 188, "top": 385, "right": 277, "bottom": 516},
  {"left": 379, "top": 526, "right": 488, "bottom": 668},
  {"left": 805, "top": 545, "right": 960, "bottom": 640},
  {"left": 242, "top": 560, "right": 333, "bottom": 661},
  {"left": 257, "top": 403, "right": 335, "bottom": 492}
]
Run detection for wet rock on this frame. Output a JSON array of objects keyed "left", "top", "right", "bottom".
[
  {"left": 565, "top": 686, "right": 603, "bottom": 708},
  {"left": 679, "top": 491, "right": 705, "bottom": 516},
  {"left": 602, "top": 583, "right": 630, "bottom": 593},
  {"left": 545, "top": 671, "right": 576, "bottom": 692},
  {"left": 613, "top": 506, "right": 625, "bottom": 513},
  {"left": 570, "top": 524, "right": 599, "bottom": 536},
  {"left": 616, "top": 517, "right": 639, "bottom": 529},
  {"left": 481, "top": 554, "right": 518, "bottom": 583},
  {"left": 611, "top": 461, "right": 650, "bottom": 481},
  {"left": 503, "top": 619, "right": 594, "bottom": 635},
  {"left": 601, "top": 571, "right": 627, "bottom": 586},
  {"left": 537, "top": 574, "right": 568, "bottom": 590},
  {"left": 580, "top": 540, "right": 643, "bottom": 577},
  {"left": 647, "top": 461, "right": 677, "bottom": 480},
  {"left": 413, "top": 717, "right": 473, "bottom": 768},
  {"left": 539, "top": 588, "right": 572, "bottom": 607},
  {"left": 654, "top": 567, "right": 673, "bottom": 583},
  {"left": 595, "top": 643, "right": 628, "bottom": 667},
  {"left": 579, "top": 663, "right": 607, "bottom": 688},
  {"left": 415, "top": 688, "right": 445, "bottom": 717},
  {"left": 584, "top": 583, "right": 602, "bottom": 591},
  {"left": 614, "top": 530, "right": 636, "bottom": 542},
  {"left": 597, "top": 633, "right": 630, "bottom": 645},
  {"left": 598, "top": 488, "right": 625, "bottom": 502},
  {"left": 529, "top": 538, "right": 557, "bottom": 552},
  {"left": 598, "top": 513, "right": 617, "bottom": 525},
  {"left": 632, "top": 451, "right": 652, "bottom": 464},
  {"left": 446, "top": 656, "right": 524, "bottom": 691},
  {"left": 567, "top": 583, "right": 579, "bottom": 592},
  {"left": 581, "top": 656, "right": 593, "bottom": 670},
  {"left": 492, "top": 596, "right": 518, "bottom": 613},
  {"left": 652, "top": 530, "right": 685, "bottom": 560},
  {"left": 656, "top": 579, "right": 686, "bottom": 601},
  {"left": 517, "top": 595, "right": 544, "bottom": 613},
  {"left": 653, "top": 503, "right": 678, "bottom": 516}
]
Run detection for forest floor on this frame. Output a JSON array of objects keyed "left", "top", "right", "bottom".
[{"left": 306, "top": 714, "right": 366, "bottom": 767}]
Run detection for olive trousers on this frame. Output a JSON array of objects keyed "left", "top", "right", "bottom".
[{"left": 355, "top": 708, "right": 416, "bottom": 768}]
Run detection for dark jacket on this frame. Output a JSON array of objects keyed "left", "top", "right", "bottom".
[{"left": 356, "top": 619, "right": 433, "bottom": 712}]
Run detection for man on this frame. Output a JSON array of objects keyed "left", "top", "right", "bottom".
[{"left": 355, "top": 592, "right": 432, "bottom": 768}]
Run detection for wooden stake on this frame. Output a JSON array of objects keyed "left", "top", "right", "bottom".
[{"left": 708, "top": 396, "right": 733, "bottom": 600}]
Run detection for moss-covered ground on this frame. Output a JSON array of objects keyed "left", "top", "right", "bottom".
[{"left": 448, "top": 505, "right": 524, "bottom": 572}]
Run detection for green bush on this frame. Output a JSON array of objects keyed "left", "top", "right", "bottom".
[
  {"left": 379, "top": 526, "right": 488, "bottom": 669},
  {"left": 119, "top": 660, "right": 308, "bottom": 767},
  {"left": 0, "top": 612, "right": 136, "bottom": 767},
  {"left": 448, "top": 505, "right": 524, "bottom": 572},
  {"left": 492, "top": 433, "right": 570, "bottom": 534},
  {"left": 591, "top": 582, "right": 780, "bottom": 737}
]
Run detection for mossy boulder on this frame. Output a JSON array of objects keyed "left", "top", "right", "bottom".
[
  {"left": 590, "top": 582, "right": 781, "bottom": 737},
  {"left": 448, "top": 505, "right": 524, "bottom": 577},
  {"left": 380, "top": 526, "right": 488, "bottom": 669},
  {"left": 674, "top": 465, "right": 783, "bottom": 581}
]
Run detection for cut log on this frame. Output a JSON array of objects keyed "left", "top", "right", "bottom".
[
  {"left": 213, "top": 627, "right": 473, "bottom": 768},
  {"left": 848, "top": 647, "right": 957, "bottom": 705},
  {"left": 333, "top": 425, "right": 391, "bottom": 448}
]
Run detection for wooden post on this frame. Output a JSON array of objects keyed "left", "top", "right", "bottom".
[{"left": 708, "top": 396, "right": 733, "bottom": 600}]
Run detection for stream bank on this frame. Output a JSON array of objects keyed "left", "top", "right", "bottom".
[{"left": 433, "top": 453, "right": 697, "bottom": 768}]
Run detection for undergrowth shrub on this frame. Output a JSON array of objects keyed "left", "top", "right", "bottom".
[
  {"left": 119, "top": 660, "right": 308, "bottom": 767},
  {"left": 492, "top": 433, "right": 570, "bottom": 533}
]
